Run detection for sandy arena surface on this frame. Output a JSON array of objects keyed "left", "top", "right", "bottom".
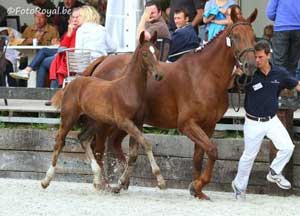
[{"left": 0, "top": 178, "right": 300, "bottom": 216}]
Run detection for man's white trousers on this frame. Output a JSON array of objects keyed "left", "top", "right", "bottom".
[{"left": 234, "top": 115, "right": 294, "bottom": 191}]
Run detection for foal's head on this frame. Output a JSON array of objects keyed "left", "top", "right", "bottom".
[
  {"left": 137, "top": 31, "right": 163, "bottom": 81},
  {"left": 227, "top": 7, "right": 258, "bottom": 77}
]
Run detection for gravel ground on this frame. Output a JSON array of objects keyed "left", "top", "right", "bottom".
[{"left": 0, "top": 178, "right": 300, "bottom": 216}]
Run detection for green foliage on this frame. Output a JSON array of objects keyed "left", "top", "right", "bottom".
[{"left": 143, "top": 126, "right": 179, "bottom": 135}]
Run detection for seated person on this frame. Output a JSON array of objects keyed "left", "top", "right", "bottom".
[
  {"left": 22, "top": 11, "right": 59, "bottom": 46},
  {"left": 26, "top": 0, "right": 56, "bottom": 23},
  {"left": 0, "top": 27, "right": 24, "bottom": 87},
  {"left": 203, "top": 0, "right": 235, "bottom": 41},
  {"left": 53, "top": 0, "right": 85, "bottom": 37},
  {"left": 168, "top": 8, "right": 199, "bottom": 62},
  {"left": 137, "top": 0, "right": 171, "bottom": 61},
  {"left": 49, "top": 5, "right": 116, "bottom": 88},
  {"left": 10, "top": 9, "right": 81, "bottom": 87}
]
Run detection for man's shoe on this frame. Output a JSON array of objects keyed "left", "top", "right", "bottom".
[
  {"left": 10, "top": 70, "right": 30, "bottom": 80},
  {"left": 266, "top": 170, "right": 291, "bottom": 190},
  {"left": 232, "top": 181, "right": 246, "bottom": 200}
]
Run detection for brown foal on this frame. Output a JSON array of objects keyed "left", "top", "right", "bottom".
[{"left": 41, "top": 32, "right": 166, "bottom": 191}]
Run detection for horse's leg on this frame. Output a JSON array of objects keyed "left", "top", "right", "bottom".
[
  {"left": 112, "top": 119, "right": 165, "bottom": 193},
  {"left": 80, "top": 134, "right": 106, "bottom": 191},
  {"left": 180, "top": 120, "right": 218, "bottom": 200},
  {"left": 106, "top": 128, "right": 129, "bottom": 189},
  {"left": 41, "top": 108, "right": 80, "bottom": 189}
]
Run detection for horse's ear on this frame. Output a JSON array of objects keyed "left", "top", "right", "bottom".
[
  {"left": 230, "top": 7, "right": 239, "bottom": 23},
  {"left": 246, "top": 8, "right": 257, "bottom": 24},
  {"left": 139, "top": 31, "right": 146, "bottom": 45},
  {"left": 150, "top": 31, "right": 158, "bottom": 43}
]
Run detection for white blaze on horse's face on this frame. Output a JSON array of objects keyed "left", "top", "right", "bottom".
[{"left": 149, "top": 45, "right": 156, "bottom": 60}]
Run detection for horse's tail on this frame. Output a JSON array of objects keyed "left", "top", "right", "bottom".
[
  {"left": 81, "top": 55, "right": 108, "bottom": 77},
  {"left": 51, "top": 89, "right": 64, "bottom": 109}
]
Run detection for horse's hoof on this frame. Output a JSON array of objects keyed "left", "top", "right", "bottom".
[
  {"left": 195, "top": 192, "right": 211, "bottom": 200},
  {"left": 122, "top": 181, "right": 130, "bottom": 190},
  {"left": 158, "top": 180, "right": 166, "bottom": 190},
  {"left": 188, "top": 182, "right": 196, "bottom": 196},
  {"left": 41, "top": 180, "right": 49, "bottom": 189},
  {"left": 188, "top": 182, "right": 210, "bottom": 200},
  {"left": 93, "top": 183, "right": 105, "bottom": 191},
  {"left": 111, "top": 186, "right": 122, "bottom": 194}
]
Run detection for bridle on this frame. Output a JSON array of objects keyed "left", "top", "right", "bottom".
[
  {"left": 227, "top": 21, "right": 255, "bottom": 73},
  {"left": 227, "top": 21, "right": 256, "bottom": 112}
]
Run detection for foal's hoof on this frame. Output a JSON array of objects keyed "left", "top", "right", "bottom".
[
  {"left": 41, "top": 180, "right": 49, "bottom": 189},
  {"left": 158, "top": 180, "right": 166, "bottom": 190},
  {"left": 111, "top": 186, "right": 122, "bottom": 194},
  {"left": 188, "top": 182, "right": 210, "bottom": 200},
  {"left": 93, "top": 183, "right": 105, "bottom": 191}
]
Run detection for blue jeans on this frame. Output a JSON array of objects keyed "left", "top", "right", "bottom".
[
  {"left": 50, "top": 79, "right": 60, "bottom": 88},
  {"left": 36, "top": 56, "right": 55, "bottom": 87},
  {"left": 271, "top": 30, "right": 300, "bottom": 76},
  {"left": 29, "top": 48, "right": 57, "bottom": 71}
]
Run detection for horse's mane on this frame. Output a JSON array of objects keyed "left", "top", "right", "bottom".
[{"left": 195, "top": 30, "right": 226, "bottom": 54}]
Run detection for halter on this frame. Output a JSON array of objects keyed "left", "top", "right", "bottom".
[
  {"left": 227, "top": 22, "right": 255, "bottom": 112},
  {"left": 226, "top": 21, "right": 255, "bottom": 73}
]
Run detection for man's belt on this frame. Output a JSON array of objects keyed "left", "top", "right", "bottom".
[{"left": 246, "top": 113, "right": 273, "bottom": 122}]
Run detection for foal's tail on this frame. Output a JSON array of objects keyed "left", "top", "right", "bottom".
[
  {"left": 81, "top": 56, "right": 108, "bottom": 77},
  {"left": 51, "top": 89, "right": 64, "bottom": 109}
]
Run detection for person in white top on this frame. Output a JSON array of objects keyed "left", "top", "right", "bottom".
[{"left": 76, "top": 5, "right": 117, "bottom": 60}]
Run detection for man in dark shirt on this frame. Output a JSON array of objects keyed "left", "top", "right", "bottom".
[
  {"left": 168, "top": 7, "right": 199, "bottom": 62},
  {"left": 232, "top": 41, "right": 300, "bottom": 200},
  {"left": 168, "top": 0, "right": 206, "bottom": 33}
]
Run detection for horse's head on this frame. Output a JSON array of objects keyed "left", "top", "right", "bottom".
[
  {"left": 228, "top": 7, "right": 258, "bottom": 77},
  {"left": 138, "top": 31, "right": 163, "bottom": 81}
]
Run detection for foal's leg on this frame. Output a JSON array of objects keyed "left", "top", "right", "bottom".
[
  {"left": 180, "top": 120, "right": 218, "bottom": 200},
  {"left": 41, "top": 107, "right": 80, "bottom": 189},
  {"left": 113, "top": 119, "right": 165, "bottom": 193}
]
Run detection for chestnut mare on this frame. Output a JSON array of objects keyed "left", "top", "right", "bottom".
[
  {"left": 41, "top": 32, "right": 166, "bottom": 191},
  {"left": 78, "top": 8, "right": 258, "bottom": 199}
]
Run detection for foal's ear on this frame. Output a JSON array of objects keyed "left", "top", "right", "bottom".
[
  {"left": 139, "top": 31, "right": 146, "bottom": 45},
  {"left": 246, "top": 8, "right": 257, "bottom": 24},
  {"left": 150, "top": 31, "right": 158, "bottom": 44},
  {"left": 230, "top": 7, "right": 239, "bottom": 23}
]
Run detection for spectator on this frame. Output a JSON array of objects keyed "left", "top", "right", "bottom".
[
  {"left": 10, "top": 9, "right": 81, "bottom": 87},
  {"left": 137, "top": 1, "right": 170, "bottom": 40},
  {"left": 0, "top": 5, "right": 7, "bottom": 27},
  {"left": 266, "top": 0, "right": 300, "bottom": 76},
  {"left": 0, "top": 28, "right": 21, "bottom": 87},
  {"left": 232, "top": 41, "right": 299, "bottom": 200},
  {"left": 49, "top": 5, "right": 116, "bottom": 88},
  {"left": 26, "top": 0, "right": 56, "bottom": 23},
  {"left": 26, "top": 0, "right": 56, "bottom": 10},
  {"left": 53, "top": 0, "right": 85, "bottom": 37},
  {"left": 168, "top": 0, "right": 206, "bottom": 34},
  {"left": 203, "top": 0, "right": 235, "bottom": 41},
  {"left": 263, "top": 24, "right": 274, "bottom": 42},
  {"left": 22, "top": 11, "right": 59, "bottom": 45},
  {"left": 168, "top": 7, "right": 199, "bottom": 62},
  {"left": 137, "top": 1, "right": 171, "bottom": 61}
]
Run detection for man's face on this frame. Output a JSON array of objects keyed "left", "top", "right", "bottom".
[
  {"left": 174, "top": 12, "right": 188, "bottom": 28},
  {"left": 64, "top": 0, "right": 76, "bottom": 8},
  {"left": 147, "top": 5, "right": 161, "bottom": 22},
  {"left": 255, "top": 50, "right": 271, "bottom": 69},
  {"left": 34, "top": 12, "right": 47, "bottom": 29}
]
